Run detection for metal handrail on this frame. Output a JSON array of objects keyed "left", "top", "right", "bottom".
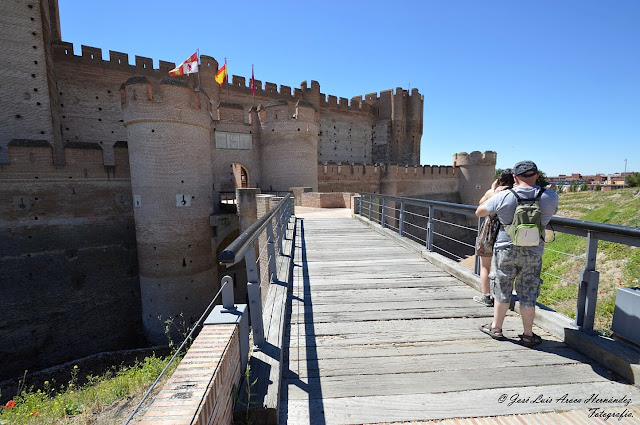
[
  {"left": 217, "top": 193, "right": 293, "bottom": 346},
  {"left": 357, "top": 192, "right": 640, "bottom": 334},
  {"left": 219, "top": 193, "right": 292, "bottom": 265},
  {"left": 359, "top": 192, "right": 640, "bottom": 244}
]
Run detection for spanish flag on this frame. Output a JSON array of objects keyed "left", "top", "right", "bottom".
[
  {"left": 168, "top": 52, "right": 198, "bottom": 77},
  {"left": 215, "top": 59, "right": 227, "bottom": 86}
]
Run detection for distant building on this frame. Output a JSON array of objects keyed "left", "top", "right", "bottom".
[{"left": 547, "top": 172, "right": 634, "bottom": 191}]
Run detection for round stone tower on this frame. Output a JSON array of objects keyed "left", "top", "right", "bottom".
[
  {"left": 454, "top": 151, "right": 497, "bottom": 206},
  {"left": 121, "top": 77, "right": 216, "bottom": 344},
  {"left": 259, "top": 99, "right": 319, "bottom": 191}
]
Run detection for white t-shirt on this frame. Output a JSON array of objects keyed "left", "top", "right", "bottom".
[{"left": 484, "top": 186, "right": 559, "bottom": 256}]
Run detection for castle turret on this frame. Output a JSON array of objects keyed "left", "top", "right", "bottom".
[
  {"left": 454, "top": 151, "right": 497, "bottom": 206},
  {"left": 198, "top": 55, "right": 221, "bottom": 106},
  {"left": 300, "top": 80, "right": 321, "bottom": 106},
  {"left": 368, "top": 88, "right": 423, "bottom": 166},
  {"left": 406, "top": 88, "right": 424, "bottom": 165},
  {"left": 121, "top": 77, "right": 216, "bottom": 343},
  {"left": 259, "top": 99, "right": 319, "bottom": 191}
]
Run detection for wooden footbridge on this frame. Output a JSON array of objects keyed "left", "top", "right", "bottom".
[
  {"left": 134, "top": 199, "right": 640, "bottom": 425},
  {"left": 278, "top": 207, "right": 640, "bottom": 425}
]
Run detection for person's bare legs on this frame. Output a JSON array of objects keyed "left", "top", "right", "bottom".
[
  {"left": 519, "top": 305, "right": 535, "bottom": 336},
  {"left": 492, "top": 300, "right": 510, "bottom": 331},
  {"left": 480, "top": 255, "right": 492, "bottom": 295}
]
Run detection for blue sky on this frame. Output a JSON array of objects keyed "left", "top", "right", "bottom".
[{"left": 58, "top": 0, "right": 639, "bottom": 177}]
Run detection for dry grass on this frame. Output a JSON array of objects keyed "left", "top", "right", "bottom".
[{"left": 541, "top": 188, "right": 640, "bottom": 334}]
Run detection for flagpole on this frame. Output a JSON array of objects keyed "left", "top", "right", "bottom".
[
  {"left": 226, "top": 58, "right": 229, "bottom": 102},
  {"left": 197, "top": 49, "right": 201, "bottom": 89}
]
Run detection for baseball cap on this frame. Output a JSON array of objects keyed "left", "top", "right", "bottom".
[{"left": 513, "top": 160, "right": 538, "bottom": 177}]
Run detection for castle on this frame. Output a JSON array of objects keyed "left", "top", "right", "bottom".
[{"left": 0, "top": 0, "right": 496, "bottom": 381}]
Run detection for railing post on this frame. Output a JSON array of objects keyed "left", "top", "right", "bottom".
[
  {"left": 426, "top": 205, "right": 435, "bottom": 251},
  {"left": 266, "top": 220, "right": 277, "bottom": 283},
  {"left": 243, "top": 245, "right": 265, "bottom": 347},
  {"left": 399, "top": 201, "right": 405, "bottom": 237},
  {"left": 221, "top": 275, "right": 235, "bottom": 309},
  {"left": 381, "top": 198, "right": 386, "bottom": 228},
  {"left": 575, "top": 231, "right": 600, "bottom": 333},
  {"left": 275, "top": 209, "right": 283, "bottom": 255},
  {"left": 368, "top": 194, "right": 373, "bottom": 221},
  {"left": 474, "top": 217, "right": 483, "bottom": 275},
  {"left": 358, "top": 196, "right": 362, "bottom": 216}
]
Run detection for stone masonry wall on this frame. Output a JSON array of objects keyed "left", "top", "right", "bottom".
[{"left": 0, "top": 144, "right": 142, "bottom": 382}]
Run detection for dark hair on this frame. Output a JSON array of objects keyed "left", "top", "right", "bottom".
[{"left": 498, "top": 169, "right": 515, "bottom": 188}]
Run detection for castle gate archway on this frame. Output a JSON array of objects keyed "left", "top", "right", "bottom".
[{"left": 232, "top": 163, "right": 250, "bottom": 189}]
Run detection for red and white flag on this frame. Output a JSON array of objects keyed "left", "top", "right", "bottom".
[{"left": 169, "top": 52, "right": 198, "bottom": 77}]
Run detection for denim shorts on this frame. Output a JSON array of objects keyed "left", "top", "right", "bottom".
[{"left": 490, "top": 246, "right": 543, "bottom": 307}]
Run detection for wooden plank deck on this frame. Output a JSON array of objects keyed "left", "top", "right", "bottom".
[{"left": 279, "top": 210, "right": 640, "bottom": 425}]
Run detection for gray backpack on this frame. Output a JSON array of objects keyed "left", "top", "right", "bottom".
[{"left": 504, "top": 188, "right": 545, "bottom": 246}]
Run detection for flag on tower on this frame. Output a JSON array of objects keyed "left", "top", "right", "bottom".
[
  {"left": 250, "top": 65, "right": 256, "bottom": 95},
  {"left": 168, "top": 52, "right": 199, "bottom": 77},
  {"left": 215, "top": 59, "right": 227, "bottom": 86}
]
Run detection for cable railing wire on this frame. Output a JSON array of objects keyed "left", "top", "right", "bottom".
[
  {"left": 542, "top": 271, "right": 580, "bottom": 286},
  {"left": 405, "top": 221, "right": 428, "bottom": 232},
  {"left": 357, "top": 191, "right": 640, "bottom": 334},
  {"left": 432, "top": 231, "right": 474, "bottom": 248},
  {"left": 432, "top": 217, "right": 477, "bottom": 232},
  {"left": 544, "top": 247, "right": 584, "bottom": 259},
  {"left": 432, "top": 244, "right": 463, "bottom": 260},
  {"left": 403, "top": 230, "right": 425, "bottom": 245},
  {"left": 124, "top": 280, "right": 230, "bottom": 425}
]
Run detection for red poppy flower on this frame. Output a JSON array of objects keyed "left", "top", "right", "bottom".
[
  {"left": 5, "top": 400, "right": 15, "bottom": 409},
  {"left": 617, "top": 277, "right": 620, "bottom": 280},
  {"left": 601, "top": 291, "right": 605, "bottom": 295},
  {"left": 32, "top": 411, "right": 38, "bottom": 416}
]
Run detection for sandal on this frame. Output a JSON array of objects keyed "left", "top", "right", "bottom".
[
  {"left": 479, "top": 324, "right": 505, "bottom": 340},
  {"left": 518, "top": 333, "right": 542, "bottom": 347}
]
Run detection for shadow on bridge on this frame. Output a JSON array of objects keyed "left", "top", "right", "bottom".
[
  {"left": 280, "top": 217, "right": 327, "bottom": 424},
  {"left": 277, "top": 208, "right": 640, "bottom": 425}
]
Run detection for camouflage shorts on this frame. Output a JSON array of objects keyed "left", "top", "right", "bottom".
[{"left": 490, "top": 246, "right": 543, "bottom": 307}]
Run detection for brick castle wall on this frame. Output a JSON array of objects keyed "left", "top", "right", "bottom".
[
  {"left": 138, "top": 324, "right": 241, "bottom": 425},
  {"left": 0, "top": 0, "right": 496, "bottom": 383},
  {"left": 0, "top": 142, "right": 141, "bottom": 382},
  {"left": 0, "top": 0, "right": 61, "bottom": 164}
]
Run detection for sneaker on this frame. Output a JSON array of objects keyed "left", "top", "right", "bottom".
[{"left": 473, "top": 294, "right": 494, "bottom": 307}]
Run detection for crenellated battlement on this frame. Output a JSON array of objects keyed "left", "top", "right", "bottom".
[
  {"left": 0, "top": 141, "right": 131, "bottom": 180},
  {"left": 453, "top": 151, "right": 497, "bottom": 167},
  {"left": 319, "top": 94, "right": 374, "bottom": 114},
  {"left": 52, "top": 41, "right": 177, "bottom": 76},
  {"left": 50, "top": 41, "right": 399, "bottom": 120},
  {"left": 363, "top": 87, "right": 423, "bottom": 104},
  {"left": 120, "top": 77, "right": 211, "bottom": 129},
  {"left": 320, "top": 161, "right": 455, "bottom": 178},
  {"left": 385, "top": 163, "right": 455, "bottom": 178}
]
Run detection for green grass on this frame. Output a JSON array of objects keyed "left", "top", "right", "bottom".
[
  {"left": 0, "top": 355, "right": 176, "bottom": 424},
  {"left": 1, "top": 316, "right": 190, "bottom": 424},
  {"left": 540, "top": 188, "right": 640, "bottom": 334}
]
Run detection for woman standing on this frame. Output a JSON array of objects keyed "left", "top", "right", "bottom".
[{"left": 473, "top": 169, "right": 515, "bottom": 306}]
